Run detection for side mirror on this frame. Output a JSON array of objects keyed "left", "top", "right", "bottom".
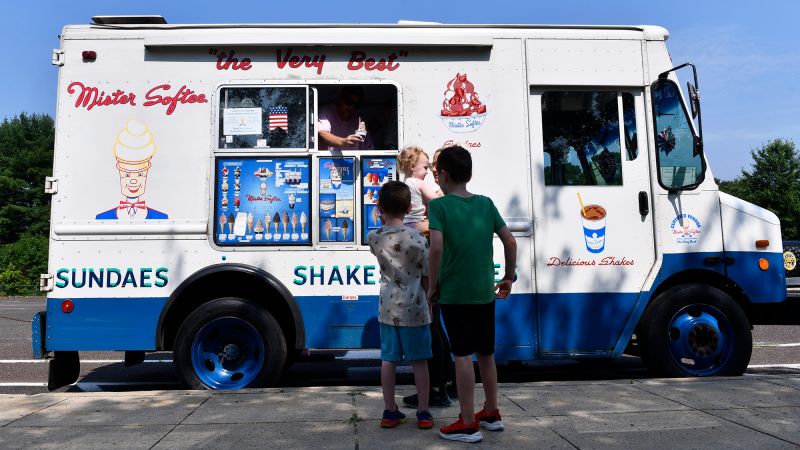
[{"left": 687, "top": 82, "right": 699, "bottom": 119}]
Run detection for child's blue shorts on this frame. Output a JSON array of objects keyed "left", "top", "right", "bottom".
[{"left": 379, "top": 323, "right": 432, "bottom": 362}]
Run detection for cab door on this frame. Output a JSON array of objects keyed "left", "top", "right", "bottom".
[{"left": 529, "top": 88, "right": 656, "bottom": 356}]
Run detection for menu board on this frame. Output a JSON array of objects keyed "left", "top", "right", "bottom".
[
  {"left": 214, "top": 157, "right": 311, "bottom": 246},
  {"left": 318, "top": 157, "right": 355, "bottom": 243},
  {"left": 361, "top": 157, "right": 398, "bottom": 243}
]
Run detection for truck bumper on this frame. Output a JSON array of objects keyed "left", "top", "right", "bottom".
[
  {"left": 749, "top": 291, "right": 800, "bottom": 325},
  {"left": 32, "top": 311, "right": 46, "bottom": 359}
]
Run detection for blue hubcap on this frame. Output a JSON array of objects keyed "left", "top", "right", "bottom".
[
  {"left": 667, "top": 304, "right": 734, "bottom": 376},
  {"left": 191, "top": 317, "right": 265, "bottom": 389}
]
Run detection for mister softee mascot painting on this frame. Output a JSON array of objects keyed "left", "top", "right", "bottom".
[{"left": 96, "top": 120, "right": 169, "bottom": 220}]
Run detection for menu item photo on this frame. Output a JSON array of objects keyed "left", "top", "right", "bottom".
[
  {"left": 318, "top": 157, "right": 356, "bottom": 243},
  {"left": 214, "top": 156, "right": 311, "bottom": 246},
  {"left": 361, "top": 157, "right": 397, "bottom": 243}
]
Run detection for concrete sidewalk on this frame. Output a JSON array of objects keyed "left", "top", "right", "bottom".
[{"left": 0, "top": 375, "right": 799, "bottom": 449}]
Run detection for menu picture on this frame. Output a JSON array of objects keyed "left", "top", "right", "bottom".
[
  {"left": 214, "top": 156, "right": 311, "bottom": 246},
  {"left": 319, "top": 157, "right": 355, "bottom": 243},
  {"left": 361, "top": 157, "right": 397, "bottom": 243}
]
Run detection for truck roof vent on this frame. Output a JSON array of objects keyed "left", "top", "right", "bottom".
[
  {"left": 91, "top": 15, "right": 167, "bottom": 25},
  {"left": 396, "top": 20, "right": 443, "bottom": 25}
]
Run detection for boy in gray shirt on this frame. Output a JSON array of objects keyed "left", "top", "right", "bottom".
[{"left": 367, "top": 181, "right": 433, "bottom": 429}]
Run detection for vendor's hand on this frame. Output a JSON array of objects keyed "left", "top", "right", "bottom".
[
  {"left": 427, "top": 286, "right": 439, "bottom": 304},
  {"left": 343, "top": 134, "right": 364, "bottom": 146},
  {"left": 495, "top": 278, "right": 513, "bottom": 299}
]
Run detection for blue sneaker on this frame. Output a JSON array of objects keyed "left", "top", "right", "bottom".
[
  {"left": 381, "top": 408, "right": 407, "bottom": 428},
  {"left": 417, "top": 410, "right": 434, "bottom": 429}
]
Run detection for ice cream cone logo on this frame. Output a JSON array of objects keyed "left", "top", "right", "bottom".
[{"left": 96, "top": 120, "right": 168, "bottom": 220}]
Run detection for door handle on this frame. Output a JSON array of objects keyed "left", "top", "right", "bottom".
[{"left": 638, "top": 191, "right": 649, "bottom": 216}]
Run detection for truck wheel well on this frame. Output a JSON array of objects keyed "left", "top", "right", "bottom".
[
  {"left": 158, "top": 265, "right": 304, "bottom": 352},
  {"left": 646, "top": 269, "right": 754, "bottom": 321}
]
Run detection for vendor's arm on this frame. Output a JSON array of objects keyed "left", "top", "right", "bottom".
[{"left": 318, "top": 130, "right": 364, "bottom": 148}]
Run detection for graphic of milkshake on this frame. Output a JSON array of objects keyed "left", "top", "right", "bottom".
[
  {"left": 282, "top": 211, "right": 289, "bottom": 235},
  {"left": 246, "top": 211, "right": 254, "bottom": 234},
  {"left": 254, "top": 219, "right": 264, "bottom": 239},
  {"left": 221, "top": 180, "right": 229, "bottom": 193},
  {"left": 260, "top": 181, "right": 267, "bottom": 195},
  {"left": 234, "top": 178, "right": 240, "bottom": 192},
  {"left": 228, "top": 213, "right": 235, "bottom": 234},
  {"left": 341, "top": 219, "right": 349, "bottom": 239},
  {"left": 221, "top": 196, "right": 228, "bottom": 210},
  {"left": 330, "top": 164, "right": 342, "bottom": 189},
  {"left": 291, "top": 211, "right": 298, "bottom": 234},
  {"left": 272, "top": 212, "right": 281, "bottom": 235},
  {"left": 324, "top": 219, "right": 333, "bottom": 239},
  {"left": 222, "top": 167, "right": 229, "bottom": 179},
  {"left": 300, "top": 211, "right": 307, "bottom": 234},
  {"left": 234, "top": 167, "right": 241, "bottom": 178},
  {"left": 579, "top": 199, "right": 607, "bottom": 254},
  {"left": 233, "top": 195, "right": 240, "bottom": 209},
  {"left": 366, "top": 189, "right": 373, "bottom": 203},
  {"left": 288, "top": 193, "right": 296, "bottom": 209}
]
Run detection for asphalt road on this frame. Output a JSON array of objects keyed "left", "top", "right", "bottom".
[{"left": 1, "top": 297, "right": 798, "bottom": 395}]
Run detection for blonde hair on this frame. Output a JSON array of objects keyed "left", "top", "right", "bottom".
[{"left": 398, "top": 145, "right": 429, "bottom": 177}]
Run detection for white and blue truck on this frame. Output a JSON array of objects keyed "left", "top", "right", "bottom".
[{"left": 35, "top": 16, "right": 798, "bottom": 389}]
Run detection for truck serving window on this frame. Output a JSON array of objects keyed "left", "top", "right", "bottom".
[
  {"left": 651, "top": 79, "right": 704, "bottom": 189},
  {"left": 218, "top": 87, "right": 308, "bottom": 150},
  {"left": 541, "top": 91, "right": 626, "bottom": 186}
]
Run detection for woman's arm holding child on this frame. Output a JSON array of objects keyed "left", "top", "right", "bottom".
[{"left": 418, "top": 179, "right": 443, "bottom": 204}]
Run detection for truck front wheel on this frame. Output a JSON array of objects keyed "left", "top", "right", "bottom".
[
  {"left": 173, "top": 297, "right": 287, "bottom": 389},
  {"left": 639, "top": 284, "right": 752, "bottom": 377}
]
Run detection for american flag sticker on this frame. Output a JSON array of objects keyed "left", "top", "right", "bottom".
[{"left": 269, "top": 106, "right": 288, "bottom": 131}]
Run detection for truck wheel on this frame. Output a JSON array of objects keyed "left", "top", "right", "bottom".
[
  {"left": 639, "top": 284, "right": 751, "bottom": 377},
  {"left": 173, "top": 297, "right": 286, "bottom": 389}
]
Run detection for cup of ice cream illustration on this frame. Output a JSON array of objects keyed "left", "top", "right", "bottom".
[
  {"left": 439, "top": 73, "right": 488, "bottom": 133},
  {"left": 578, "top": 194, "right": 606, "bottom": 254},
  {"left": 260, "top": 181, "right": 267, "bottom": 196},
  {"left": 221, "top": 196, "right": 228, "bottom": 210},
  {"left": 288, "top": 193, "right": 296, "bottom": 209}
]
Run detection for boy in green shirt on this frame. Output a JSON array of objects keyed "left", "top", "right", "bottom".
[{"left": 428, "top": 145, "right": 517, "bottom": 443}]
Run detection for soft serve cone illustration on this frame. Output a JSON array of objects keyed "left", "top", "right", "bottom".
[{"left": 96, "top": 120, "right": 168, "bottom": 220}]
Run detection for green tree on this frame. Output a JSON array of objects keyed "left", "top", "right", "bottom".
[
  {"left": 0, "top": 234, "right": 49, "bottom": 295},
  {"left": 0, "top": 113, "right": 55, "bottom": 244},
  {"left": 719, "top": 139, "right": 800, "bottom": 240}
]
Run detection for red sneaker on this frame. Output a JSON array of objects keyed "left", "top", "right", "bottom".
[
  {"left": 475, "top": 407, "right": 504, "bottom": 431},
  {"left": 439, "top": 416, "right": 482, "bottom": 443}
]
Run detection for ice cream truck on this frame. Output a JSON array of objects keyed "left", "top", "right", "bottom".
[{"left": 36, "top": 16, "right": 797, "bottom": 390}]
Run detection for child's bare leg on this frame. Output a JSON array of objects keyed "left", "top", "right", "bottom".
[
  {"left": 454, "top": 355, "right": 475, "bottom": 423},
  {"left": 411, "top": 360, "right": 430, "bottom": 411},
  {"left": 381, "top": 361, "right": 397, "bottom": 410},
  {"left": 477, "top": 353, "right": 498, "bottom": 411}
]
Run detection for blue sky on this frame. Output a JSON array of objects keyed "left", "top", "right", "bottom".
[{"left": 2, "top": 0, "right": 798, "bottom": 180}]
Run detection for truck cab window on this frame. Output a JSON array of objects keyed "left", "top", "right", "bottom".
[
  {"left": 542, "top": 91, "right": 623, "bottom": 186},
  {"left": 652, "top": 79, "right": 704, "bottom": 189},
  {"left": 218, "top": 87, "right": 308, "bottom": 150},
  {"left": 622, "top": 93, "right": 638, "bottom": 161}
]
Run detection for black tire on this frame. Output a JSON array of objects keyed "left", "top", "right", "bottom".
[
  {"left": 639, "top": 284, "right": 751, "bottom": 377},
  {"left": 173, "top": 297, "right": 287, "bottom": 389}
]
